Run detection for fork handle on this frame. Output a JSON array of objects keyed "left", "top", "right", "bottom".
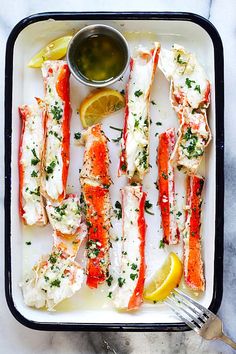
[{"left": 220, "top": 333, "right": 236, "bottom": 349}]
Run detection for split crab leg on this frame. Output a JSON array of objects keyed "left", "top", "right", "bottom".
[
  {"left": 21, "top": 194, "right": 86, "bottom": 311},
  {"left": 119, "top": 42, "right": 161, "bottom": 183},
  {"left": 46, "top": 193, "right": 87, "bottom": 257},
  {"left": 79, "top": 124, "right": 112, "bottom": 288},
  {"left": 21, "top": 246, "right": 85, "bottom": 311},
  {"left": 171, "top": 107, "right": 211, "bottom": 174},
  {"left": 183, "top": 175, "right": 205, "bottom": 291},
  {"left": 157, "top": 128, "right": 179, "bottom": 244},
  {"left": 79, "top": 124, "right": 111, "bottom": 188},
  {"left": 82, "top": 184, "right": 111, "bottom": 289},
  {"left": 19, "top": 103, "right": 47, "bottom": 226},
  {"left": 159, "top": 44, "right": 211, "bottom": 174},
  {"left": 114, "top": 186, "right": 146, "bottom": 311},
  {"left": 41, "top": 60, "right": 71, "bottom": 202}
]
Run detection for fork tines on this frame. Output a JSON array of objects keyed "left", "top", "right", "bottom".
[{"left": 165, "top": 289, "right": 214, "bottom": 332}]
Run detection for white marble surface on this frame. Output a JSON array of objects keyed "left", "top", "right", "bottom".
[{"left": 1, "top": 0, "right": 236, "bottom": 353}]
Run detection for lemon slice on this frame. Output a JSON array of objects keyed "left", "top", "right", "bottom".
[
  {"left": 144, "top": 252, "right": 183, "bottom": 302},
  {"left": 79, "top": 88, "right": 125, "bottom": 128},
  {"left": 28, "top": 36, "right": 72, "bottom": 68}
]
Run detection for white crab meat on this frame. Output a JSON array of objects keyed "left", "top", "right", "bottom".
[{"left": 21, "top": 248, "right": 84, "bottom": 311}]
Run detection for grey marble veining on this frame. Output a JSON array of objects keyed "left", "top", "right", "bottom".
[{"left": 1, "top": 0, "right": 236, "bottom": 353}]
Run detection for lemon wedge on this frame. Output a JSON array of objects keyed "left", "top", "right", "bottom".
[
  {"left": 28, "top": 36, "right": 72, "bottom": 68},
  {"left": 79, "top": 88, "right": 125, "bottom": 128},
  {"left": 144, "top": 252, "right": 183, "bottom": 302}
]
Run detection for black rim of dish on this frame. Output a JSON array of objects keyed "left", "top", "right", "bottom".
[{"left": 5, "top": 11, "right": 224, "bottom": 332}]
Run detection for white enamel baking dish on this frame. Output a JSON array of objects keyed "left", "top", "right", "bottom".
[{"left": 4, "top": 12, "right": 224, "bottom": 331}]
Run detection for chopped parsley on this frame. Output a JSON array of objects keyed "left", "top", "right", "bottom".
[
  {"left": 86, "top": 221, "right": 92, "bottom": 228},
  {"left": 114, "top": 201, "right": 122, "bottom": 220},
  {"left": 31, "top": 170, "right": 38, "bottom": 178},
  {"left": 31, "top": 148, "right": 40, "bottom": 166},
  {"left": 134, "top": 119, "right": 140, "bottom": 128},
  {"left": 48, "top": 254, "right": 57, "bottom": 264},
  {"left": 176, "top": 54, "right": 187, "bottom": 65},
  {"left": 130, "top": 273, "right": 138, "bottom": 281},
  {"left": 134, "top": 90, "right": 143, "bottom": 97},
  {"left": 194, "top": 84, "right": 201, "bottom": 93},
  {"left": 121, "top": 163, "right": 127, "bottom": 171},
  {"left": 156, "top": 122, "right": 162, "bottom": 126},
  {"left": 139, "top": 148, "right": 148, "bottom": 169},
  {"left": 145, "top": 200, "right": 154, "bottom": 215},
  {"left": 151, "top": 100, "right": 157, "bottom": 105},
  {"left": 74, "top": 132, "right": 82, "bottom": 140},
  {"left": 131, "top": 263, "right": 138, "bottom": 270},
  {"left": 30, "top": 186, "right": 40, "bottom": 196},
  {"left": 50, "top": 279, "right": 61, "bottom": 288},
  {"left": 159, "top": 239, "right": 165, "bottom": 249},
  {"left": 86, "top": 240, "right": 100, "bottom": 259},
  {"left": 25, "top": 241, "right": 31, "bottom": 245},
  {"left": 162, "top": 172, "right": 168, "bottom": 180},
  {"left": 185, "top": 78, "right": 196, "bottom": 89},
  {"left": 50, "top": 102, "right": 63, "bottom": 121},
  {"left": 118, "top": 277, "right": 126, "bottom": 287},
  {"left": 55, "top": 203, "right": 67, "bottom": 217},
  {"left": 107, "top": 292, "right": 112, "bottom": 298},
  {"left": 45, "top": 160, "right": 56, "bottom": 174},
  {"left": 49, "top": 130, "right": 62, "bottom": 141},
  {"left": 44, "top": 276, "right": 49, "bottom": 282},
  {"left": 88, "top": 248, "right": 99, "bottom": 258},
  {"left": 106, "top": 275, "right": 113, "bottom": 287},
  {"left": 176, "top": 211, "right": 182, "bottom": 217},
  {"left": 182, "top": 127, "right": 203, "bottom": 158}
]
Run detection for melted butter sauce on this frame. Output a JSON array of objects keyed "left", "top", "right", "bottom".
[
  {"left": 55, "top": 283, "right": 113, "bottom": 312},
  {"left": 76, "top": 34, "right": 126, "bottom": 82}
]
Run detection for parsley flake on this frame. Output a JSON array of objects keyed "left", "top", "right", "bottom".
[
  {"left": 114, "top": 201, "right": 122, "bottom": 220},
  {"left": 31, "top": 148, "right": 40, "bottom": 166},
  {"left": 159, "top": 239, "right": 165, "bottom": 249},
  {"left": 106, "top": 275, "right": 113, "bottom": 287},
  {"left": 145, "top": 200, "right": 154, "bottom": 215},
  {"left": 176, "top": 54, "right": 187, "bottom": 65},
  {"left": 74, "top": 132, "right": 82, "bottom": 140},
  {"left": 134, "top": 90, "right": 143, "bottom": 97},
  {"left": 194, "top": 84, "right": 201, "bottom": 93},
  {"left": 118, "top": 277, "right": 126, "bottom": 287},
  {"left": 185, "top": 78, "right": 196, "bottom": 89},
  {"left": 50, "top": 279, "right": 61, "bottom": 288}
]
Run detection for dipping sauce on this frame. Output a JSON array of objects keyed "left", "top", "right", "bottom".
[{"left": 76, "top": 34, "right": 126, "bottom": 82}]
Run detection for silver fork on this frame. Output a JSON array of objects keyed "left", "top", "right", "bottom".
[{"left": 165, "top": 289, "right": 236, "bottom": 350}]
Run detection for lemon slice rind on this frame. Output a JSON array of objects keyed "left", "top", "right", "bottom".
[
  {"left": 144, "top": 252, "right": 183, "bottom": 302},
  {"left": 79, "top": 88, "right": 125, "bottom": 128}
]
